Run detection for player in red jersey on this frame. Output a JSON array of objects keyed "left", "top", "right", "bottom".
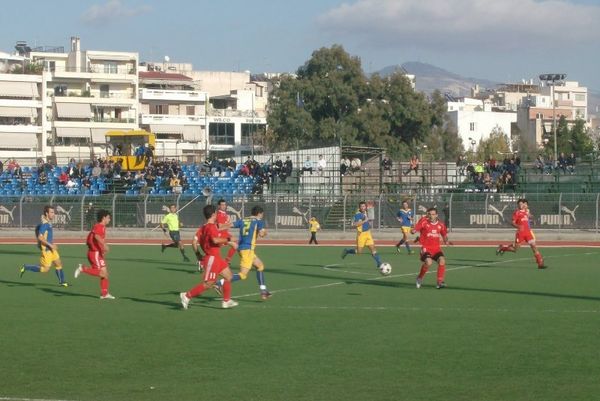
[
  {"left": 73, "top": 209, "right": 114, "bottom": 299},
  {"left": 180, "top": 204, "right": 238, "bottom": 309},
  {"left": 216, "top": 199, "right": 238, "bottom": 263},
  {"left": 496, "top": 198, "right": 546, "bottom": 269},
  {"left": 412, "top": 207, "right": 452, "bottom": 289}
]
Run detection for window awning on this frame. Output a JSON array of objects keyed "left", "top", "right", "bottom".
[
  {"left": 182, "top": 125, "right": 201, "bottom": 141},
  {"left": 91, "top": 128, "right": 108, "bottom": 143},
  {"left": 0, "top": 106, "right": 37, "bottom": 118},
  {"left": 150, "top": 124, "right": 184, "bottom": 134},
  {"left": 0, "top": 132, "right": 38, "bottom": 148},
  {"left": 55, "top": 102, "right": 91, "bottom": 119},
  {"left": 0, "top": 81, "right": 38, "bottom": 98},
  {"left": 55, "top": 127, "right": 91, "bottom": 138}
]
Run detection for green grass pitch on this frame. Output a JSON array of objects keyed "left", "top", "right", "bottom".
[{"left": 1, "top": 243, "right": 600, "bottom": 401}]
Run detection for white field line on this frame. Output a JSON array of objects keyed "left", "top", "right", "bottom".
[
  {"left": 238, "top": 304, "right": 600, "bottom": 314},
  {"left": 0, "top": 397, "right": 80, "bottom": 401},
  {"left": 234, "top": 252, "right": 599, "bottom": 300}
]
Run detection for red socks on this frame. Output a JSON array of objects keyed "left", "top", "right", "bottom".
[
  {"left": 437, "top": 264, "right": 446, "bottom": 283},
  {"left": 222, "top": 280, "right": 232, "bottom": 301},
  {"left": 187, "top": 283, "right": 208, "bottom": 298},
  {"left": 534, "top": 252, "right": 544, "bottom": 267},
  {"left": 100, "top": 278, "right": 109, "bottom": 296},
  {"left": 418, "top": 264, "right": 428, "bottom": 280}
]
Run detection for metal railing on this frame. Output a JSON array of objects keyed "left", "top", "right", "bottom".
[{"left": 0, "top": 192, "right": 597, "bottom": 233}]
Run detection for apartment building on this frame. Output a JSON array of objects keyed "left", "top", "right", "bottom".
[
  {"left": 0, "top": 71, "right": 44, "bottom": 162},
  {"left": 446, "top": 97, "right": 517, "bottom": 150},
  {"left": 138, "top": 70, "right": 208, "bottom": 162},
  {"left": 144, "top": 61, "right": 268, "bottom": 157},
  {"left": 516, "top": 81, "right": 588, "bottom": 147}
]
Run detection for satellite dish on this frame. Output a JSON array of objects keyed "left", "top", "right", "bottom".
[{"left": 164, "top": 55, "right": 170, "bottom": 62}]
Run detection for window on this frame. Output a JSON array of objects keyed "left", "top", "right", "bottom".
[
  {"left": 54, "top": 85, "right": 67, "bottom": 96},
  {"left": 104, "top": 62, "right": 118, "bottom": 74},
  {"left": 469, "top": 122, "right": 476, "bottom": 131},
  {"left": 209, "top": 123, "right": 235, "bottom": 145},
  {"left": 100, "top": 84, "right": 109, "bottom": 98},
  {"left": 241, "top": 124, "right": 253, "bottom": 145},
  {"left": 150, "top": 104, "right": 167, "bottom": 114},
  {"left": 186, "top": 106, "right": 195, "bottom": 115},
  {"left": 575, "top": 94, "right": 586, "bottom": 102}
]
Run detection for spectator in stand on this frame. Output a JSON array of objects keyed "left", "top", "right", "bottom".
[
  {"left": 535, "top": 154, "right": 544, "bottom": 174},
  {"left": 403, "top": 155, "right": 419, "bottom": 176},
  {"left": 340, "top": 157, "right": 350, "bottom": 176},
  {"left": 513, "top": 153, "right": 521, "bottom": 168},
  {"left": 284, "top": 156, "right": 293, "bottom": 177},
  {"left": 82, "top": 176, "right": 91, "bottom": 190},
  {"left": 483, "top": 173, "right": 493, "bottom": 191},
  {"left": 145, "top": 145, "right": 154, "bottom": 166},
  {"left": 273, "top": 156, "right": 282, "bottom": 177},
  {"left": 350, "top": 157, "right": 362, "bottom": 173},
  {"left": 37, "top": 171, "right": 48, "bottom": 185},
  {"left": 144, "top": 168, "right": 156, "bottom": 188},
  {"left": 382, "top": 156, "right": 392, "bottom": 175},
  {"left": 228, "top": 158, "right": 237, "bottom": 172},
  {"left": 317, "top": 154, "right": 327, "bottom": 176},
  {"left": 302, "top": 156, "right": 313, "bottom": 175},
  {"left": 473, "top": 161, "right": 485, "bottom": 177},
  {"left": 239, "top": 163, "right": 250, "bottom": 176},
  {"left": 456, "top": 155, "right": 467, "bottom": 176},
  {"left": 473, "top": 172, "right": 484, "bottom": 192},
  {"left": 58, "top": 170, "right": 69, "bottom": 186},
  {"left": 135, "top": 171, "right": 146, "bottom": 191},
  {"left": 566, "top": 152, "right": 576, "bottom": 174},
  {"left": 91, "top": 162, "right": 101, "bottom": 178},
  {"left": 487, "top": 156, "right": 497, "bottom": 173},
  {"left": 121, "top": 171, "right": 134, "bottom": 189},
  {"left": 7, "top": 159, "right": 18, "bottom": 174},
  {"left": 544, "top": 156, "right": 554, "bottom": 174},
  {"left": 65, "top": 178, "right": 78, "bottom": 190},
  {"left": 134, "top": 144, "right": 145, "bottom": 165},
  {"left": 557, "top": 152, "right": 567, "bottom": 174},
  {"left": 466, "top": 162, "right": 475, "bottom": 179},
  {"left": 0, "top": 159, "right": 3, "bottom": 174},
  {"left": 505, "top": 158, "right": 518, "bottom": 178}
]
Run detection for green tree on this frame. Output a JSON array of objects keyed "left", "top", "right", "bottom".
[
  {"left": 475, "top": 128, "right": 510, "bottom": 161},
  {"left": 267, "top": 45, "right": 459, "bottom": 160}
]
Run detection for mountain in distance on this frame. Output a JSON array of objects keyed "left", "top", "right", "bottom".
[
  {"left": 376, "top": 61, "right": 600, "bottom": 114},
  {"left": 377, "top": 61, "right": 499, "bottom": 97}
]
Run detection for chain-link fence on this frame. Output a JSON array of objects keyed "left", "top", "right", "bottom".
[{"left": 0, "top": 192, "right": 598, "bottom": 232}]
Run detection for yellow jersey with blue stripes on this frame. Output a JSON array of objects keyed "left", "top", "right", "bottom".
[
  {"left": 354, "top": 212, "right": 370, "bottom": 233},
  {"left": 35, "top": 222, "right": 53, "bottom": 253},
  {"left": 234, "top": 217, "right": 265, "bottom": 251}
]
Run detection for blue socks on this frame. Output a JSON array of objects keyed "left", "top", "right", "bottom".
[
  {"left": 372, "top": 253, "right": 382, "bottom": 268},
  {"left": 256, "top": 271, "right": 265, "bottom": 287},
  {"left": 55, "top": 269, "right": 65, "bottom": 284},
  {"left": 24, "top": 264, "right": 40, "bottom": 272}
]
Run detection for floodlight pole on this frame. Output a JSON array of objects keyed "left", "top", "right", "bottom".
[{"left": 539, "top": 73, "right": 567, "bottom": 167}]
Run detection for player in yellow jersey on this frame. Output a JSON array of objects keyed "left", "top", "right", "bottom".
[
  {"left": 308, "top": 217, "right": 320, "bottom": 244},
  {"left": 20, "top": 205, "right": 69, "bottom": 287},
  {"left": 341, "top": 201, "right": 382, "bottom": 269}
]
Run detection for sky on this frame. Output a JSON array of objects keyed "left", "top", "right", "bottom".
[{"left": 1, "top": 0, "right": 599, "bottom": 91}]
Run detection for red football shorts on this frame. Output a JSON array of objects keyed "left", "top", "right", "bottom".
[
  {"left": 202, "top": 254, "right": 228, "bottom": 281},
  {"left": 515, "top": 230, "right": 535, "bottom": 244},
  {"left": 87, "top": 250, "right": 106, "bottom": 269}
]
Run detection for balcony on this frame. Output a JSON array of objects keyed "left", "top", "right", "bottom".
[
  {"left": 140, "top": 114, "right": 205, "bottom": 125},
  {"left": 208, "top": 109, "right": 267, "bottom": 118},
  {"left": 0, "top": 124, "right": 42, "bottom": 134},
  {"left": 139, "top": 88, "right": 207, "bottom": 102}
]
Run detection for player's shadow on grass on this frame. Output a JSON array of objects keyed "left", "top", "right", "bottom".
[
  {"left": 157, "top": 267, "right": 198, "bottom": 274},
  {"left": 0, "top": 279, "right": 50, "bottom": 288},
  {"left": 108, "top": 256, "right": 191, "bottom": 267},
  {"left": 447, "top": 285, "right": 600, "bottom": 302},
  {"left": 122, "top": 291, "right": 223, "bottom": 310},
  {"left": 40, "top": 287, "right": 99, "bottom": 299},
  {"left": 274, "top": 267, "right": 410, "bottom": 289}
]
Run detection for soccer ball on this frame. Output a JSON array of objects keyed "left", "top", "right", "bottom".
[{"left": 379, "top": 262, "right": 392, "bottom": 276}]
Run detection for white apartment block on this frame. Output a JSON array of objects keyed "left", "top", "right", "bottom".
[
  {"left": 0, "top": 37, "right": 139, "bottom": 163},
  {"left": 516, "top": 81, "right": 588, "bottom": 147},
  {"left": 138, "top": 70, "right": 208, "bottom": 162},
  {"left": 447, "top": 97, "right": 517, "bottom": 151},
  {"left": 0, "top": 72, "right": 44, "bottom": 161},
  {"left": 146, "top": 61, "right": 268, "bottom": 157}
]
